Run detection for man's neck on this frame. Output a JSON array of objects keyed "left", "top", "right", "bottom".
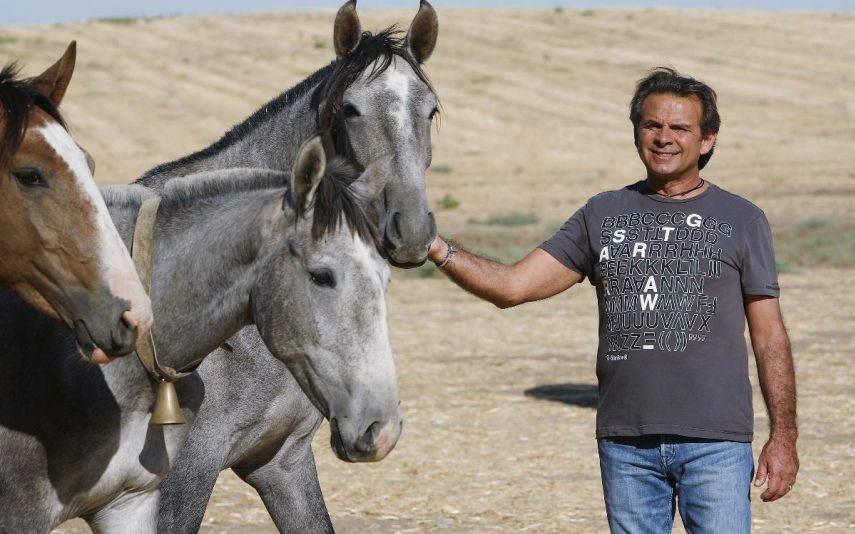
[{"left": 646, "top": 174, "right": 707, "bottom": 199}]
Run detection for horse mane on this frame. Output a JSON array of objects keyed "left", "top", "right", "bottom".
[
  {"left": 161, "top": 168, "right": 291, "bottom": 205},
  {"left": 116, "top": 162, "right": 379, "bottom": 246},
  {"left": 99, "top": 183, "right": 159, "bottom": 209},
  {"left": 299, "top": 157, "right": 381, "bottom": 247},
  {"left": 138, "top": 26, "right": 436, "bottom": 182},
  {"left": 0, "top": 63, "right": 67, "bottom": 169}
]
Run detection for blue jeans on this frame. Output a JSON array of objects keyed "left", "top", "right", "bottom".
[{"left": 598, "top": 435, "right": 753, "bottom": 534}]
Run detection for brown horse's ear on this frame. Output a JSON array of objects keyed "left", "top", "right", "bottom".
[
  {"left": 333, "top": 0, "right": 361, "bottom": 57},
  {"left": 31, "top": 41, "right": 76, "bottom": 107},
  {"left": 407, "top": 0, "right": 438, "bottom": 64},
  {"left": 291, "top": 136, "right": 326, "bottom": 212}
]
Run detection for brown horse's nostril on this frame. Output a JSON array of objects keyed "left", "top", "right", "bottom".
[{"left": 110, "top": 310, "right": 138, "bottom": 355}]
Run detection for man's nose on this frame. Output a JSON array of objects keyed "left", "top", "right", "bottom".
[{"left": 654, "top": 127, "right": 672, "bottom": 144}]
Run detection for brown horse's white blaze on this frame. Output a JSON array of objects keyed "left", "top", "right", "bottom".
[
  {"left": 38, "top": 119, "right": 152, "bottom": 361},
  {"left": 0, "top": 42, "right": 152, "bottom": 362}
]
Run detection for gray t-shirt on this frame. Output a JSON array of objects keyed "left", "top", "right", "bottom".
[{"left": 540, "top": 181, "right": 779, "bottom": 442}]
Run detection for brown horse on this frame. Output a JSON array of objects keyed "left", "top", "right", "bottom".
[{"left": 0, "top": 42, "right": 152, "bottom": 362}]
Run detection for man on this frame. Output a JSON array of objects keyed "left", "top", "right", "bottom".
[{"left": 428, "top": 67, "right": 798, "bottom": 533}]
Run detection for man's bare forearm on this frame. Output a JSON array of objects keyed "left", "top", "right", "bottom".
[
  {"left": 428, "top": 237, "right": 582, "bottom": 308},
  {"left": 754, "top": 324, "right": 798, "bottom": 438}
]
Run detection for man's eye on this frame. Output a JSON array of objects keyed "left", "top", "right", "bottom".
[{"left": 13, "top": 169, "right": 48, "bottom": 188}]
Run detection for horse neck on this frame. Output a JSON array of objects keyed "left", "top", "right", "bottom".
[
  {"left": 137, "top": 83, "right": 322, "bottom": 192},
  {"left": 121, "top": 192, "right": 282, "bottom": 370}
]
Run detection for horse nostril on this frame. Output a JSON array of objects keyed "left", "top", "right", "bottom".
[
  {"left": 111, "top": 310, "right": 138, "bottom": 352},
  {"left": 355, "top": 421, "right": 381, "bottom": 453},
  {"left": 386, "top": 212, "right": 402, "bottom": 244}
]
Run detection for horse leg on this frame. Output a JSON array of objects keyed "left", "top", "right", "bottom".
[
  {"left": 232, "top": 431, "right": 333, "bottom": 534},
  {"left": 156, "top": 429, "right": 227, "bottom": 534},
  {"left": 86, "top": 490, "right": 158, "bottom": 534}
]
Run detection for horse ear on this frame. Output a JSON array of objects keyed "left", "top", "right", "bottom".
[
  {"left": 350, "top": 154, "right": 392, "bottom": 202},
  {"left": 407, "top": 0, "right": 438, "bottom": 64},
  {"left": 333, "top": 0, "right": 362, "bottom": 57},
  {"left": 31, "top": 41, "right": 76, "bottom": 107},
  {"left": 291, "top": 136, "right": 326, "bottom": 211}
]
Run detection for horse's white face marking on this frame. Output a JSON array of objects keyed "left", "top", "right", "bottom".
[
  {"left": 350, "top": 233, "right": 390, "bottom": 289},
  {"left": 382, "top": 65, "right": 412, "bottom": 132},
  {"left": 38, "top": 122, "right": 152, "bottom": 331}
]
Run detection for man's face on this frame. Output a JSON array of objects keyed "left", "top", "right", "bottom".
[{"left": 636, "top": 92, "right": 717, "bottom": 183}]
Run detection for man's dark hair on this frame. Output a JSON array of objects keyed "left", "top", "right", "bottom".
[{"left": 629, "top": 67, "right": 721, "bottom": 170}]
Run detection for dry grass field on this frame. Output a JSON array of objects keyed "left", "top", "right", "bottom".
[{"left": 2, "top": 5, "right": 853, "bottom": 533}]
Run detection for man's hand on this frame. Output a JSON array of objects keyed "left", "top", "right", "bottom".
[
  {"left": 427, "top": 236, "right": 449, "bottom": 264},
  {"left": 754, "top": 433, "right": 799, "bottom": 501}
]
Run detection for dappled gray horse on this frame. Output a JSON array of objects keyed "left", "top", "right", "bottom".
[
  {"left": 151, "top": 2, "right": 441, "bottom": 532},
  {"left": 0, "top": 137, "right": 399, "bottom": 533},
  {"left": 136, "top": 0, "right": 439, "bottom": 266}
]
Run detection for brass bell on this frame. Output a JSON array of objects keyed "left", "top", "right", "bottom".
[{"left": 150, "top": 380, "right": 186, "bottom": 425}]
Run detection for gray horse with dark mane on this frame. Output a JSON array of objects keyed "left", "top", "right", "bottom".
[
  {"left": 142, "top": 2, "right": 442, "bottom": 532},
  {"left": 0, "top": 137, "right": 399, "bottom": 533},
  {"left": 136, "top": 0, "right": 439, "bottom": 267}
]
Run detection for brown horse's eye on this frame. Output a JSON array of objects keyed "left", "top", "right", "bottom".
[{"left": 12, "top": 169, "right": 48, "bottom": 188}]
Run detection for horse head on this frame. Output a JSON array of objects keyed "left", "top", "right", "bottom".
[
  {"left": 0, "top": 42, "right": 152, "bottom": 363},
  {"left": 323, "top": 0, "right": 440, "bottom": 267},
  {"left": 253, "top": 136, "right": 401, "bottom": 462}
]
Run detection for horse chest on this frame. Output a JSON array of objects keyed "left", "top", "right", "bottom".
[{"left": 58, "top": 409, "right": 183, "bottom": 522}]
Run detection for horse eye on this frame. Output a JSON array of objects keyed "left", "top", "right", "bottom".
[
  {"left": 342, "top": 103, "right": 361, "bottom": 119},
  {"left": 12, "top": 169, "right": 48, "bottom": 188},
  {"left": 309, "top": 268, "right": 336, "bottom": 288},
  {"left": 429, "top": 107, "right": 439, "bottom": 120}
]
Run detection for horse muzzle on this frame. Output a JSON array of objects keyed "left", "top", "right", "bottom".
[
  {"left": 72, "top": 303, "right": 141, "bottom": 363},
  {"left": 382, "top": 209, "right": 435, "bottom": 267},
  {"left": 329, "top": 415, "right": 402, "bottom": 463}
]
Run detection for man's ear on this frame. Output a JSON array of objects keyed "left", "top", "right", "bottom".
[{"left": 700, "top": 130, "right": 718, "bottom": 155}]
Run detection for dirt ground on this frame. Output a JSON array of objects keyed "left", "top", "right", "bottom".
[{"left": 2, "top": 4, "right": 853, "bottom": 533}]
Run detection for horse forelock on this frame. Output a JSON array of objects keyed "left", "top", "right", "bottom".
[
  {"left": 319, "top": 26, "right": 439, "bottom": 158},
  {"left": 288, "top": 157, "right": 381, "bottom": 249},
  {"left": 0, "top": 63, "right": 67, "bottom": 169}
]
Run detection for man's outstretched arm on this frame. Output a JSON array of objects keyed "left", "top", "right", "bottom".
[
  {"left": 745, "top": 294, "right": 799, "bottom": 502},
  {"left": 427, "top": 237, "right": 583, "bottom": 308}
]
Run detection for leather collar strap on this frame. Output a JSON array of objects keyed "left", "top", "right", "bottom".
[{"left": 132, "top": 196, "right": 191, "bottom": 382}]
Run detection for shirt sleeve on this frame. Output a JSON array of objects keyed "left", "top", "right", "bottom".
[
  {"left": 538, "top": 203, "right": 593, "bottom": 280},
  {"left": 740, "top": 212, "right": 780, "bottom": 297}
]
